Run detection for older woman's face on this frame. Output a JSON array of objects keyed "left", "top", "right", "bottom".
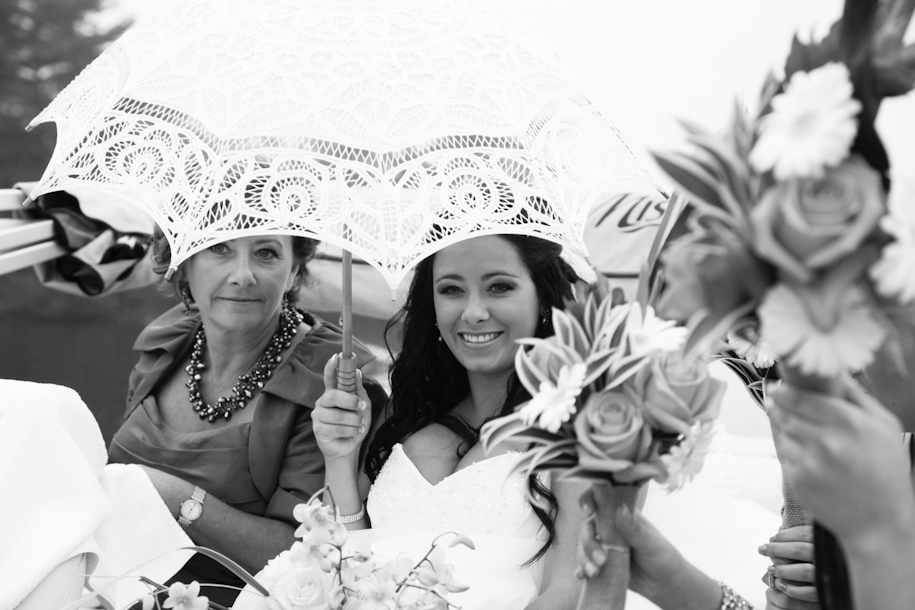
[{"left": 184, "top": 236, "right": 298, "bottom": 332}]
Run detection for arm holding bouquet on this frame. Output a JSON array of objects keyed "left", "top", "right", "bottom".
[
  {"left": 768, "top": 380, "right": 915, "bottom": 610},
  {"left": 576, "top": 488, "right": 724, "bottom": 610},
  {"left": 576, "top": 492, "right": 818, "bottom": 610},
  {"left": 646, "top": 2, "right": 915, "bottom": 607}
]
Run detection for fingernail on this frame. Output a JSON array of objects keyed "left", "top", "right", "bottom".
[
  {"left": 766, "top": 565, "right": 775, "bottom": 575},
  {"left": 777, "top": 582, "right": 787, "bottom": 592},
  {"left": 359, "top": 426, "right": 365, "bottom": 434},
  {"left": 584, "top": 561, "right": 598, "bottom": 578},
  {"left": 332, "top": 353, "right": 338, "bottom": 363},
  {"left": 358, "top": 399, "right": 366, "bottom": 410},
  {"left": 591, "top": 548, "right": 607, "bottom": 565},
  {"left": 757, "top": 544, "right": 767, "bottom": 555}
]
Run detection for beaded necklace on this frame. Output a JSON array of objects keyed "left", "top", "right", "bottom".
[{"left": 185, "top": 303, "right": 303, "bottom": 423}]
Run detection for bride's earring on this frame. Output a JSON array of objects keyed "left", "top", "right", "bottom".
[{"left": 435, "top": 322, "right": 442, "bottom": 343}]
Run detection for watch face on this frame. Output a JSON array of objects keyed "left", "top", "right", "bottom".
[{"left": 180, "top": 499, "right": 202, "bottom": 521}]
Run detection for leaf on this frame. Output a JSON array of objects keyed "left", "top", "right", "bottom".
[
  {"left": 715, "top": 355, "right": 768, "bottom": 410},
  {"left": 509, "top": 441, "right": 578, "bottom": 478},
  {"left": 840, "top": 0, "right": 880, "bottom": 68},
  {"left": 651, "top": 150, "right": 729, "bottom": 212},
  {"left": 553, "top": 307, "right": 591, "bottom": 357},
  {"left": 559, "top": 467, "right": 621, "bottom": 483},
  {"left": 480, "top": 412, "right": 527, "bottom": 453},
  {"left": 874, "top": 43, "right": 915, "bottom": 97},
  {"left": 582, "top": 291, "right": 601, "bottom": 340},
  {"left": 515, "top": 346, "right": 549, "bottom": 393},
  {"left": 686, "top": 132, "right": 753, "bottom": 218},
  {"left": 522, "top": 439, "right": 579, "bottom": 471},
  {"left": 784, "top": 24, "right": 841, "bottom": 78},
  {"left": 874, "top": 0, "right": 915, "bottom": 53},
  {"left": 606, "top": 354, "right": 650, "bottom": 389},
  {"left": 683, "top": 301, "right": 756, "bottom": 359},
  {"left": 644, "top": 191, "right": 690, "bottom": 282},
  {"left": 583, "top": 347, "right": 619, "bottom": 386}
]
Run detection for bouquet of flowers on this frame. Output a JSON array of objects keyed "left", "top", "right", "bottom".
[
  {"left": 652, "top": 0, "right": 915, "bottom": 389},
  {"left": 646, "top": 1, "right": 915, "bottom": 608},
  {"left": 480, "top": 282, "right": 726, "bottom": 610},
  {"left": 89, "top": 488, "right": 472, "bottom": 610},
  {"left": 235, "top": 488, "right": 473, "bottom": 610}
]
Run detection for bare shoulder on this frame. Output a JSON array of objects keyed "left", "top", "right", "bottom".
[{"left": 401, "top": 423, "right": 463, "bottom": 485}]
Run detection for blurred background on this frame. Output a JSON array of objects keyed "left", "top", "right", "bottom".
[{"left": 2, "top": 0, "right": 911, "bottom": 444}]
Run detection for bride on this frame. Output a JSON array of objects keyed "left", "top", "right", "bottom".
[{"left": 312, "top": 234, "right": 586, "bottom": 609}]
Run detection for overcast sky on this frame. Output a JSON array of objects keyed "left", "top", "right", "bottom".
[{"left": 106, "top": 0, "right": 914, "bottom": 186}]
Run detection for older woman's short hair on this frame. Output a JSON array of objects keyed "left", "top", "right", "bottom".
[{"left": 148, "top": 226, "right": 318, "bottom": 306}]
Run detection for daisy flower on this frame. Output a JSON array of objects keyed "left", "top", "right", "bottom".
[
  {"left": 518, "top": 362, "right": 586, "bottom": 433},
  {"left": 758, "top": 283, "right": 885, "bottom": 376},
  {"left": 660, "top": 422, "right": 717, "bottom": 492},
  {"left": 870, "top": 176, "right": 915, "bottom": 303},
  {"left": 726, "top": 326, "right": 776, "bottom": 368},
  {"left": 625, "top": 303, "right": 687, "bottom": 357},
  {"left": 750, "top": 62, "right": 861, "bottom": 180}
]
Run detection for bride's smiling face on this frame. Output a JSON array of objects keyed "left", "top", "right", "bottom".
[{"left": 432, "top": 236, "right": 540, "bottom": 379}]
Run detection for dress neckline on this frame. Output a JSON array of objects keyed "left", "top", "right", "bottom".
[{"left": 390, "top": 443, "right": 522, "bottom": 488}]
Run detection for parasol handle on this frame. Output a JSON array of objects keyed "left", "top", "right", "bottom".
[
  {"left": 336, "top": 353, "right": 358, "bottom": 393},
  {"left": 337, "top": 248, "right": 357, "bottom": 393}
]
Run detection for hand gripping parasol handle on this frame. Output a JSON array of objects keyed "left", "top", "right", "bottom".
[{"left": 336, "top": 353, "right": 358, "bottom": 393}]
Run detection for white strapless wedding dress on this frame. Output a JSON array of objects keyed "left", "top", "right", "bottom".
[{"left": 351, "top": 443, "right": 547, "bottom": 609}]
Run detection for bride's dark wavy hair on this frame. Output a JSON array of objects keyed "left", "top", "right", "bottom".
[{"left": 366, "top": 234, "right": 579, "bottom": 563}]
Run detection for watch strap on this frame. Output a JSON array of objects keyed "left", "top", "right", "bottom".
[{"left": 191, "top": 486, "right": 207, "bottom": 503}]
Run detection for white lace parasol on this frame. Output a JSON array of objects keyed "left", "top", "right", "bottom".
[{"left": 28, "top": 0, "right": 654, "bottom": 289}]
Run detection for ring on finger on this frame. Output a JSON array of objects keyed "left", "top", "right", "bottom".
[{"left": 768, "top": 573, "right": 777, "bottom": 590}]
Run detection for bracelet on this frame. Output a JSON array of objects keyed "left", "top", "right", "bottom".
[
  {"left": 334, "top": 502, "right": 366, "bottom": 524},
  {"left": 718, "top": 582, "right": 754, "bottom": 610}
]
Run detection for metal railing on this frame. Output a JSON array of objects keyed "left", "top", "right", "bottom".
[{"left": 0, "top": 188, "right": 67, "bottom": 276}]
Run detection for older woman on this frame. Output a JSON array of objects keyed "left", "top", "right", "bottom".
[{"left": 108, "top": 228, "right": 385, "bottom": 606}]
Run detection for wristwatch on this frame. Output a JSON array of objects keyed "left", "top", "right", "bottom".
[{"left": 178, "top": 486, "right": 207, "bottom": 528}]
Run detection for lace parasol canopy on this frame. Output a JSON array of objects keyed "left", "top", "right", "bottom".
[{"left": 28, "top": 0, "right": 654, "bottom": 288}]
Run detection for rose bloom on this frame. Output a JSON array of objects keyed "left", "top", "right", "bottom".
[
  {"left": 632, "top": 351, "right": 725, "bottom": 436},
  {"left": 752, "top": 155, "right": 885, "bottom": 284},
  {"left": 658, "top": 223, "right": 775, "bottom": 323},
  {"left": 573, "top": 386, "right": 653, "bottom": 474},
  {"left": 273, "top": 565, "right": 332, "bottom": 610}
]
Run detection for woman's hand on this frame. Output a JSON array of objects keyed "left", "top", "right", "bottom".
[
  {"left": 312, "top": 353, "right": 372, "bottom": 462},
  {"left": 758, "top": 526, "right": 819, "bottom": 610},
  {"left": 576, "top": 489, "right": 721, "bottom": 610},
  {"left": 767, "top": 380, "right": 912, "bottom": 544}
]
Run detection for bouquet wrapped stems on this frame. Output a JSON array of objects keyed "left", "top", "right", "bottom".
[
  {"left": 778, "top": 364, "right": 852, "bottom": 610},
  {"left": 577, "top": 483, "right": 643, "bottom": 610}
]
